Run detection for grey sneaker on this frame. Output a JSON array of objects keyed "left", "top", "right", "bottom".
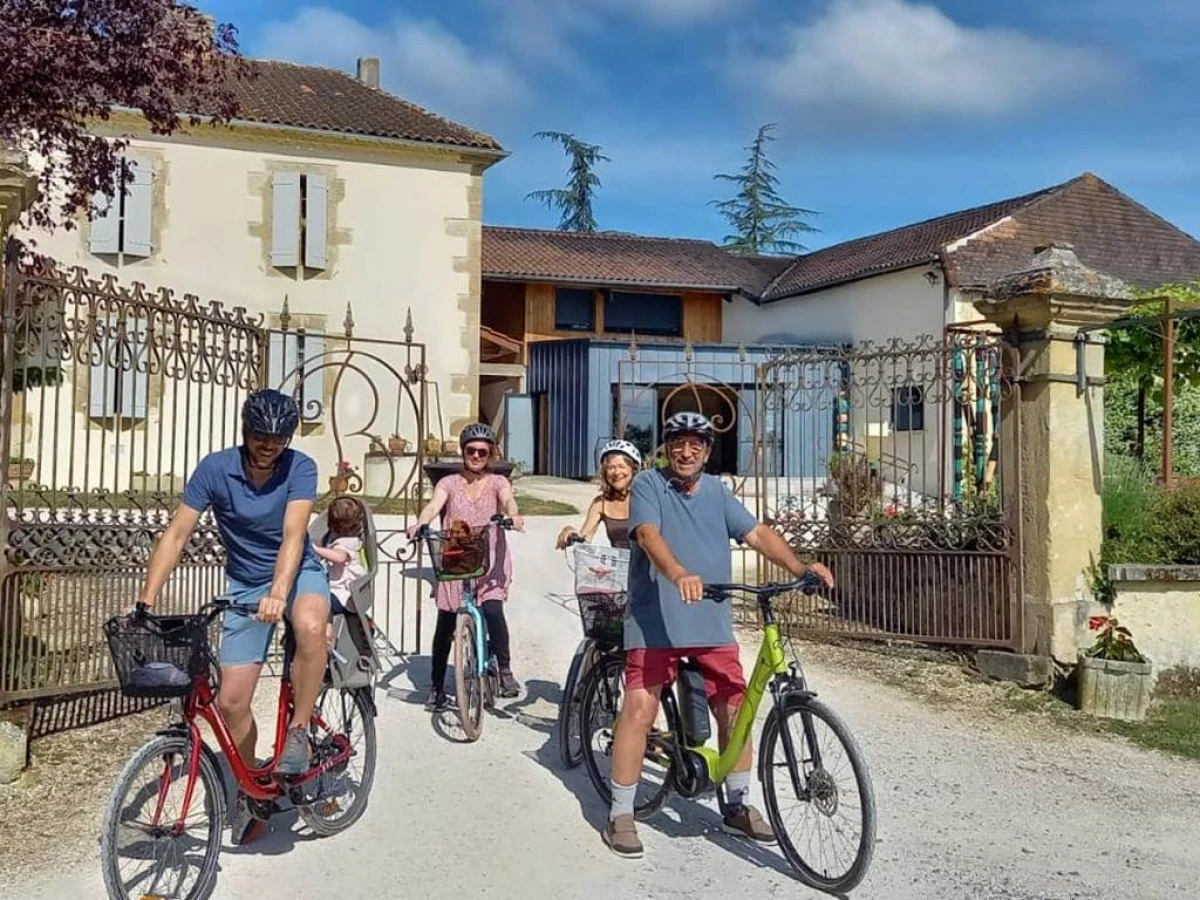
[
  {"left": 602, "top": 814, "right": 644, "bottom": 859},
  {"left": 722, "top": 804, "right": 777, "bottom": 844},
  {"left": 498, "top": 668, "right": 520, "bottom": 698},
  {"left": 275, "top": 725, "right": 311, "bottom": 776},
  {"left": 425, "top": 688, "right": 450, "bottom": 711},
  {"left": 230, "top": 793, "right": 267, "bottom": 846}
]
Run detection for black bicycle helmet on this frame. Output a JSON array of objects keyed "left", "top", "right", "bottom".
[
  {"left": 241, "top": 388, "right": 300, "bottom": 439},
  {"left": 459, "top": 422, "right": 496, "bottom": 445},
  {"left": 662, "top": 411, "right": 714, "bottom": 445}
]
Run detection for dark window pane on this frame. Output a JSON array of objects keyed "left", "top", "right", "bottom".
[
  {"left": 892, "top": 385, "right": 925, "bottom": 432},
  {"left": 605, "top": 292, "right": 682, "bottom": 336},
  {"left": 555, "top": 288, "right": 595, "bottom": 331}
]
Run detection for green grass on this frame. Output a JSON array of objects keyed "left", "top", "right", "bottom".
[
  {"left": 7, "top": 489, "right": 578, "bottom": 518},
  {"left": 1107, "top": 699, "right": 1200, "bottom": 759}
]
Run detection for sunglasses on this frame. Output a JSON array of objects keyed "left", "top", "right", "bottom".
[{"left": 464, "top": 446, "right": 491, "bottom": 459}]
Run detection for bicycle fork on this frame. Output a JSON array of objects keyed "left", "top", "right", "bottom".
[{"left": 768, "top": 677, "right": 823, "bottom": 802}]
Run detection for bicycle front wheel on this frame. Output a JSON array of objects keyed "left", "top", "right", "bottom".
[
  {"left": 759, "top": 695, "right": 877, "bottom": 894},
  {"left": 557, "top": 640, "right": 590, "bottom": 769},
  {"left": 100, "top": 732, "right": 224, "bottom": 900},
  {"left": 579, "top": 653, "right": 672, "bottom": 819},
  {"left": 454, "top": 611, "right": 485, "bottom": 741}
]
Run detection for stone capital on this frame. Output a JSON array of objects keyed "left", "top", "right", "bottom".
[
  {"left": 0, "top": 142, "right": 39, "bottom": 234},
  {"left": 974, "top": 243, "right": 1133, "bottom": 332}
]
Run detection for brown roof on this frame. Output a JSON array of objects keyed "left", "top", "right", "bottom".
[
  {"left": 482, "top": 226, "right": 790, "bottom": 296},
  {"left": 761, "top": 184, "right": 1062, "bottom": 300},
  {"left": 763, "top": 173, "right": 1200, "bottom": 300},
  {"left": 942, "top": 173, "right": 1200, "bottom": 292},
  {"left": 185, "top": 59, "right": 503, "bottom": 151}
]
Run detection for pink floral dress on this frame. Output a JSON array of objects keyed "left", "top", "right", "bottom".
[{"left": 434, "top": 473, "right": 513, "bottom": 613}]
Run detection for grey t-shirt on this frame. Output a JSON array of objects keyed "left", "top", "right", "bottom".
[{"left": 624, "top": 468, "right": 758, "bottom": 649}]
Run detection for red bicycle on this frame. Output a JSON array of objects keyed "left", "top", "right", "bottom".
[{"left": 99, "top": 596, "right": 377, "bottom": 900}]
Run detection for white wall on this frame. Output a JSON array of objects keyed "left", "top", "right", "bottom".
[
  {"left": 14, "top": 128, "right": 483, "bottom": 493},
  {"left": 724, "top": 268, "right": 965, "bottom": 501}
]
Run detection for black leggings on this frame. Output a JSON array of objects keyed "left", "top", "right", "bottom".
[{"left": 430, "top": 600, "right": 512, "bottom": 689}]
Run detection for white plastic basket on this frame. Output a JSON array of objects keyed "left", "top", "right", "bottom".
[{"left": 567, "top": 542, "right": 630, "bottom": 596}]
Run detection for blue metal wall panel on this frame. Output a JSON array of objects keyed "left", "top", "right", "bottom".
[{"left": 527, "top": 340, "right": 591, "bottom": 479}]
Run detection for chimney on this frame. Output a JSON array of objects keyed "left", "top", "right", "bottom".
[{"left": 357, "top": 56, "right": 381, "bottom": 89}]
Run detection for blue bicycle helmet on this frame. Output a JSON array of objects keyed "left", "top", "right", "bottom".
[{"left": 241, "top": 389, "right": 300, "bottom": 439}]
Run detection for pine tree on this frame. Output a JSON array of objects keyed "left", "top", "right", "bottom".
[
  {"left": 711, "top": 124, "right": 818, "bottom": 256},
  {"left": 525, "top": 131, "right": 609, "bottom": 233}
]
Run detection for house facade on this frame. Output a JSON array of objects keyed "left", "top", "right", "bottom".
[{"left": 16, "top": 57, "right": 505, "bottom": 489}]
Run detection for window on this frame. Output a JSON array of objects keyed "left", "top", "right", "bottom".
[
  {"left": 604, "top": 291, "right": 683, "bottom": 337},
  {"left": 891, "top": 385, "right": 925, "bottom": 432},
  {"left": 555, "top": 288, "right": 595, "bottom": 332},
  {"left": 89, "top": 317, "right": 149, "bottom": 419},
  {"left": 267, "top": 330, "right": 326, "bottom": 422},
  {"left": 271, "top": 172, "right": 328, "bottom": 270},
  {"left": 89, "top": 156, "right": 153, "bottom": 257}
]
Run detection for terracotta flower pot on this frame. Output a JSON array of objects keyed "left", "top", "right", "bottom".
[
  {"left": 388, "top": 436, "right": 409, "bottom": 455},
  {"left": 329, "top": 475, "right": 349, "bottom": 494}
]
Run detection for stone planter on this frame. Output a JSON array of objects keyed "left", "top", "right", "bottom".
[
  {"left": 1078, "top": 653, "right": 1153, "bottom": 722},
  {"left": 7, "top": 459, "right": 34, "bottom": 483}
]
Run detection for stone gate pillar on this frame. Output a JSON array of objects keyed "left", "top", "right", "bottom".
[{"left": 975, "top": 244, "right": 1132, "bottom": 662}]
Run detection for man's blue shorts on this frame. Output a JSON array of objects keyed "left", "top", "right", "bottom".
[{"left": 220, "top": 565, "right": 331, "bottom": 667}]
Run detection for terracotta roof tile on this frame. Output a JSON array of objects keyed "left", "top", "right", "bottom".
[
  {"left": 761, "top": 184, "right": 1063, "bottom": 301},
  {"left": 186, "top": 59, "right": 503, "bottom": 151},
  {"left": 482, "top": 226, "right": 789, "bottom": 296},
  {"left": 944, "top": 173, "right": 1200, "bottom": 292}
]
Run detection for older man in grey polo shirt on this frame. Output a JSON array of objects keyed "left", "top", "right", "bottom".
[{"left": 602, "top": 411, "right": 834, "bottom": 860}]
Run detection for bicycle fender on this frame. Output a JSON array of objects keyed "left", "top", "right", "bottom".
[{"left": 356, "top": 686, "right": 379, "bottom": 718}]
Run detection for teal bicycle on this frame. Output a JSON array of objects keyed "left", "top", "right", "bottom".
[{"left": 415, "top": 515, "right": 514, "bottom": 741}]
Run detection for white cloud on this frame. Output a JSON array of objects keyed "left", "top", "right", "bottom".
[
  {"left": 256, "top": 8, "right": 528, "bottom": 127},
  {"left": 741, "top": 0, "right": 1117, "bottom": 119}
]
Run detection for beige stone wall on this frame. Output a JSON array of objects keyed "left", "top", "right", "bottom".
[{"left": 1083, "top": 568, "right": 1200, "bottom": 678}]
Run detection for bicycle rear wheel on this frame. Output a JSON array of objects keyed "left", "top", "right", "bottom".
[
  {"left": 100, "top": 733, "right": 224, "bottom": 900},
  {"left": 297, "top": 686, "right": 378, "bottom": 836},
  {"left": 454, "top": 611, "right": 485, "bottom": 741},
  {"left": 579, "top": 653, "right": 672, "bottom": 819},
  {"left": 759, "top": 694, "right": 877, "bottom": 894},
  {"left": 557, "top": 640, "right": 590, "bottom": 769}
]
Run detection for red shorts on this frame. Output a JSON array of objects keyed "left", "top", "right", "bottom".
[{"left": 624, "top": 644, "right": 746, "bottom": 705}]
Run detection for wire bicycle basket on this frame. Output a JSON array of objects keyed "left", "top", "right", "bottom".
[
  {"left": 424, "top": 525, "right": 491, "bottom": 582},
  {"left": 103, "top": 611, "right": 212, "bottom": 698},
  {"left": 568, "top": 543, "right": 630, "bottom": 644}
]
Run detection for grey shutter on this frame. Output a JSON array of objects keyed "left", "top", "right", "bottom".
[
  {"left": 268, "top": 330, "right": 298, "bottom": 390},
  {"left": 299, "top": 332, "right": 325, "bottom": 420},
  {"left": 119, "top": 317, "right": 150, "bottom": 418},
  {"left": 303, "top": 174, "right": 328, "bottom": 270},
  {"left": 271, "top": 172, "right": 301, "bottom": 267},
  {"left": 88, "top": 325, "right": 116, "bottom": 416},
  {"left": 122, "top": 157, "right": 153, "bottom": 257},
  {"left": 89, "top": 169, "right": 121, "bottom": 255}
]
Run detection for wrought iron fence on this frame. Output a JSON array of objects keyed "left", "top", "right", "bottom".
[
  {"left": 754, "top": 332, "right": 1021, "bottom": 648},
  {"left": 1, "top": 255, "right": 261, "bottom": 706}
]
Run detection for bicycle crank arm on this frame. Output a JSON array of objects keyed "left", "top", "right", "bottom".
[{"left": 277, "top": 735, "right": 353, "bottom": 786}]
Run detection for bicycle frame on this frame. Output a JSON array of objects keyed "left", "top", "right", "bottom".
[
  {"left": 157, "top": 632, "right": 353, "bottom": 833},
  {"left": 686, "top": 619, "right": 791, "bottom": 785},
  {"left": 458, "top": 583, "right": 490, "bottom": 678}
]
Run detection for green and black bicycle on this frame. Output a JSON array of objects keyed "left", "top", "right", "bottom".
[{"left": 578, "top": 572, "right": 877, "bottom": 895}]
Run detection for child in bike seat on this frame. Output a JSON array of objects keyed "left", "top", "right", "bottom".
[{"left": 314, "top": 497, "right": 366, "bottom": 615}]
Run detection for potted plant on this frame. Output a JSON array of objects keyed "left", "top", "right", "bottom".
[
  {"left": 329, "top": 460, "right": 355, "bottom": 494},
  {"left": 7, "top": 457, "right": 34, "bottom": 482},
  {"left": 425, "top": 433, "right": 441, "bottom": 455},
  {"left": 388, "top": 433, "right": 409, "bottom": 455},
  {"left": 441, "top": 437, "right": 459, "bottom": 455},
  {"left": 1078, "top": 615, "right": 1153, "bottom": 722}
]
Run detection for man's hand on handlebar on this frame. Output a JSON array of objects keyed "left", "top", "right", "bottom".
[
  {"left": 802, "top": 561, "right": 835, "bottom": 590},
  {"left": 674, "top": 572, "right": 705, "bottom": 604}
]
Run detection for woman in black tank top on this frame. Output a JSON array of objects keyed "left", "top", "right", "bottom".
[{"left": 555, "top": 439, "right": 643, "bottom": 551}]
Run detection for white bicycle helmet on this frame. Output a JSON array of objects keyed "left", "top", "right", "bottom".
[
  {"left": 662, "top": 411, "right": 714, "bottom": 445},
  {"left": 598, "top": 438, "right": 642, "bottom": 469}
]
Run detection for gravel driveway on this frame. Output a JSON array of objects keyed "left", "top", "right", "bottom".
[{"left": 6, "top": 514, "right": 1198, "bottom": 900}]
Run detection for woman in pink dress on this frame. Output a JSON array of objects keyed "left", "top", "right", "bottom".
[{"left": 409, "top": 423, "right": 525, "bottom": 711}]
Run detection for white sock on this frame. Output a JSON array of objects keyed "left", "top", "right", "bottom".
[
  {"left": 610, "top": 780, "right": 637, "bottom": 820},
  {"left": 726, "top": 770, "right": 752, "bottom": 809}
]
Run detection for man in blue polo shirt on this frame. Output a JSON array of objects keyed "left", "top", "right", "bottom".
[{"left": 137, "top": 389, "right": 331, "bottom": 845}]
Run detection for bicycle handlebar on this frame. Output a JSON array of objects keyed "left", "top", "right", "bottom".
[
  {"left": 409, "top": 514, "right": 515, "bottom": 543},
  {"left": 703, "top": 570, "right": 828, "bottom": 603}
]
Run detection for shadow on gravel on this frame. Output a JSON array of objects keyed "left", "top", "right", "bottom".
[{"left": 510, "top": 678, "right": 807, "bottom": 883}]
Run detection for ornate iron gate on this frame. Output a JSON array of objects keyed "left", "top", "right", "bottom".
[
  {"left": 756, "top": 332, "right": 1022, "bottom": 649},
  {"left": 0, "top": 255, "right": 263, "bottom": 708}
]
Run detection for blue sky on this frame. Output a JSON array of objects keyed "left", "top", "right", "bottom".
[{"left": 197, "top": 0, "right": 1200, "bottom": 251}]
